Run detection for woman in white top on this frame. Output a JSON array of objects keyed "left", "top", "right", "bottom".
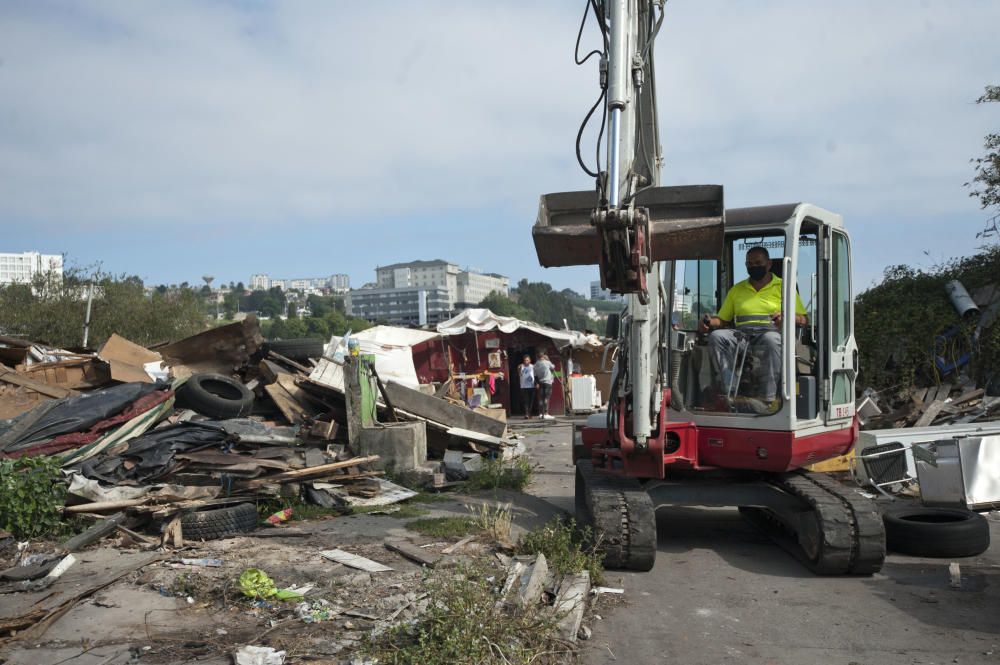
[{"left": 518, "top": 355, "right": 535, "bottom": 418}]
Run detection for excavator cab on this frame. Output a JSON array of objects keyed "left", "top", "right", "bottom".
[{"left": 667, "top": 203, "right": 859, "bottom": 447}]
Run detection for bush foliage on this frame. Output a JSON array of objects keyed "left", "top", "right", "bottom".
[
  {"left": 855, "top": 246, "right": 1000, "bottom": 391},
  {"left": 0, "top": 268, "right": 208, "bottom": 348},
  {"left": 0, "top": 456, "right": 67, "bottom": 538}
]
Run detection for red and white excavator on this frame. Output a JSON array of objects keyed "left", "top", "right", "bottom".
[{"left": 532, "top": 0, "right": 885, "bottom": 574}]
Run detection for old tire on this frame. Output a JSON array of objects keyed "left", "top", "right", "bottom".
[
  {"left": 883, "top": 506, "right": 990, "bottom": 558},
  {"left": 266, "top": 338, "right": 324, "bottom": 360},
  {"left": 180, "top": 503, "right": 259, "bottom": 541},
  {"left": 178, "top": 374, "right": 254, "bottom": 419}
]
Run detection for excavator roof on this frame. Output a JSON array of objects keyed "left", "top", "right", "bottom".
[
  {"left": 726, "top": 203, "right": 843, "bottom": 230},
  {"left": 725, "top": 203, "right": 801, "bottom": 228}
]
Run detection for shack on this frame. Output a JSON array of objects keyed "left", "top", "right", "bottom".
[{"left": 412, "top": 309, "right": 600, "bottom": 417}]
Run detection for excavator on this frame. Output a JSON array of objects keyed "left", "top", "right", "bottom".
[{"left": 532, "top": 0, "right": 886, "bottom": 574}]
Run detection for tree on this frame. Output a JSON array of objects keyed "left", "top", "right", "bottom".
[
  {"left": 513, "top": 279, "right": 590, "bottom": 331},
  {"left": 479, "top": 291, "right": 533, "bottom": 320},
  {"left": 968, "top": 85, "right": 1000, "bottom": 241},
  {"left": 0, "top": 267, "right": 208, "bottom": 348}
]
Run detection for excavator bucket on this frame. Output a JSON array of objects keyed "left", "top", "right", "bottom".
[{"left": 532, "top": 184, "right": 725, "bottom": 267}]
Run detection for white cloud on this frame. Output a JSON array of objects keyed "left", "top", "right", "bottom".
[{"left": 0, "top": 1, "right": 997, "bottom": 289}]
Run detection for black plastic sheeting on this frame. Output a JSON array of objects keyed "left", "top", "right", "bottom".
[
  {"left": 0, "top": 382, "right": 164, "bottom": 452},
  {"left": 75, "top": 418, "right": 297, "bottom": 484},
  {"left": 78, "top": 421, "right": 228, "bottom": 484}
]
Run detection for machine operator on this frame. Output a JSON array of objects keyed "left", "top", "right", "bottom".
[{"left": 698, "top": 246, "right": 807, "bottom": 411}]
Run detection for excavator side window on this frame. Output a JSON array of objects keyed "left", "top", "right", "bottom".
[{"left": 675, "top": 259, "right": 718, "bottom": 331}]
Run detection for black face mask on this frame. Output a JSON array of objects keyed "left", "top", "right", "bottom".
[{"left": 747, "top": 265, "right": 768, "bottom": 281}]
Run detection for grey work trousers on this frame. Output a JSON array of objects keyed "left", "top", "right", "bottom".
[{"left": 708, "top": 326, "right": 782, "bottom": 400}]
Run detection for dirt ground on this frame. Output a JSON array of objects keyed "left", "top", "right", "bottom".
[{"left": 0, "top": 489, "right": 569, "bottom": 665}]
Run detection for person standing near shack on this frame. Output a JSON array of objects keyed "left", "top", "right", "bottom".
[
  {"left": 534, "top": 353, "right": 556, "bottom": 420},
  {"left": 518, "top": 355, "right": 536, "bottom": 419}
]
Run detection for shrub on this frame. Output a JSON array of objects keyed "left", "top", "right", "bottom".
[
  {"left": 0, "top": 456, "right": 67, "bottom": 538},
  {"left": 517, "top": 518, "right": 603, "bottom": 584}
]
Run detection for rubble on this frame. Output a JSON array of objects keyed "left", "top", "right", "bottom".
[{"left": 0, "top": 319, "right": 594, "bottom": 659}]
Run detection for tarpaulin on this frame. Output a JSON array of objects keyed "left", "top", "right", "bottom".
[
  {"left": 312, "top": 325, "right": 440, "bottom": 391},
  {"left": 0, "top": 382, "right": 164, "bottom": 454},
  {"left": 2, "top": 388, "right": 173, "bottom": 459},
  {"left": 436, "top": 308, "right": 601, "bottom": 349}
]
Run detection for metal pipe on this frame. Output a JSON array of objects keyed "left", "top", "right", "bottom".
[
  {"left": 944, "top": 280, "right": 980, "bottom": 319},
  {"left": 608, "top": 108, "right": 622, "bottom": 206},
  {"left": 82, "top": 281, "right": 94, "bottom": 348}
]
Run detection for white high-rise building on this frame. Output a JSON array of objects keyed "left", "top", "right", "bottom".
[
  {"left": 0, "top": 252, "right": 63, "bottom": 286},
  {"left": 250, "top": 273, "right": 350, "bottom": 293},
  {"left": 250, "top": 274, "right": 271, "bottom": 290},
  {"left": 374, "top": 260, "right": 508, "bottom": 310}
]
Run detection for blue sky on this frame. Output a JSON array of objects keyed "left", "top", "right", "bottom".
[{"left": 0, "top": 1, "right": 997, "bottom": 294}]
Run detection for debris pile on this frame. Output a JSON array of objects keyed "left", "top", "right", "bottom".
[
  {"left": 857, "top": 382, "right": 1000, "bottom": 430},
  {"left": 0, "top": 317, "right": 520, "bottom": 546}
]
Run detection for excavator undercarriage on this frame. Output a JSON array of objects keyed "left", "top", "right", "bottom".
[{"left": 576, "top": 459, "right": 886, "bottom": 574}]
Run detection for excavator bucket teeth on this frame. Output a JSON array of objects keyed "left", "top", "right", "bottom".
[{"left": 532, "top": 184, "right": 726, "bottom": 267}]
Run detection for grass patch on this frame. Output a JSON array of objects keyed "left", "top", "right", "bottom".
[
  {"left": 405, "top": 516, "right": 483, "bottom": 539},
  {"left": 517, "top": 518, "right": 604, "bottom": 584},
  {"left": 363, "top": 563, "right": 570, "bottom": 665},
  {"left": 469, "top": 502, "right": 513, "bottom": 543},
  {"left": 466, "top": 456, "right": 534, "bottom": 492}
]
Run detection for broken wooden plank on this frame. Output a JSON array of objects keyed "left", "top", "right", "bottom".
[
  {"left": 240, "top": 455, "right": 379, "bottom": 488},
  {"left": 264, "top": 381, "right": 307, "bottom": 426},
  {"left": 935, "top": 383, "right": 953, "bottom": 402},
  {"left": 384, "top": 540, "right": 440, "bottom": 568},
  {"left": 62, "top": 512, "right": 125, "bottom": 552},
  {"left": 162, "top": 515, "right": 183, "bottom": 548},
  {"left": 268, "top": 350, "right": 312, "bottom": 375},
  {"left": 320, "top": 548, "right": 392, "bottom": 572},
  {"left": 914, "top": 400, "right": 947, "bottom": 427},
  {"left": 384, "top": 381, "right": 507, "bottom": 438},
  {"left": 446, "top": 426, "right": 506, "bottom": 448},
  {"left": 950, "top": 388, "right": 985, "bottom": 407},
  {"left": 441, "top": 535, "right": 476, "bottom": 555},
  {"left": 0, "top": 364, "right": 77, "bottom": 399},
  {"left": 63, "top": 499, "right": 147, "bottom": 514}
]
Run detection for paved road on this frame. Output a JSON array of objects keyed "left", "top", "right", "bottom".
[{"left": 515, "top": 420, "right": 1000, "bottom": 665}]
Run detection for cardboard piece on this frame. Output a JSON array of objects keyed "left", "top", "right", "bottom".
[{"left": 98, "top": 334, "right": 163, "bottom": 384}]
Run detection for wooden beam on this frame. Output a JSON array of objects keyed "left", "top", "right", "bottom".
[
  {"left": 384, "top": 540, "right": 439, "bottom": 568},
  {"left": 0, "top": 364, "right": 77, "bottom": 399},
  {"left": 914, "top": 400, "right": 947, "bottom": 427},
  {"left": 384, "top": 381, "right": 506, "bottom": 438},
  {"left": 240, "top": 455, "right": 379, "bottom": 488},
  {"left": 62, "top": 513, "right": 126, "bottom": 552}
]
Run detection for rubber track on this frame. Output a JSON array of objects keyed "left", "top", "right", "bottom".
[
  {"left": 576, "top": 461, "right": 657, "bottom": 571},
  {"left": 745, "top": 471, "right": 885, "bottom": 575},
  {"left": 801, "top": 471, "right": 886, "bottom": 575}
]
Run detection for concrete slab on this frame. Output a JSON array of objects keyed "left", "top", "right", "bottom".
[{"left": 357, "top": 420, "right": 427, "bottom": 471}]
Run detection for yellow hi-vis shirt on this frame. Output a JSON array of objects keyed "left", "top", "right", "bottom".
[{"left": 718, "top": 275, "right": 807, "bottom": 327}]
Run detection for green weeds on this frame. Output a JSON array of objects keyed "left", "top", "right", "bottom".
[{"left": 517, "top": 518, "right": 604, "bottom": 584}]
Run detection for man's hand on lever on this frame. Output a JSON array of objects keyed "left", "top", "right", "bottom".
[{"left": 770, "top": 312, "right": 807, "bottom": 328}]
